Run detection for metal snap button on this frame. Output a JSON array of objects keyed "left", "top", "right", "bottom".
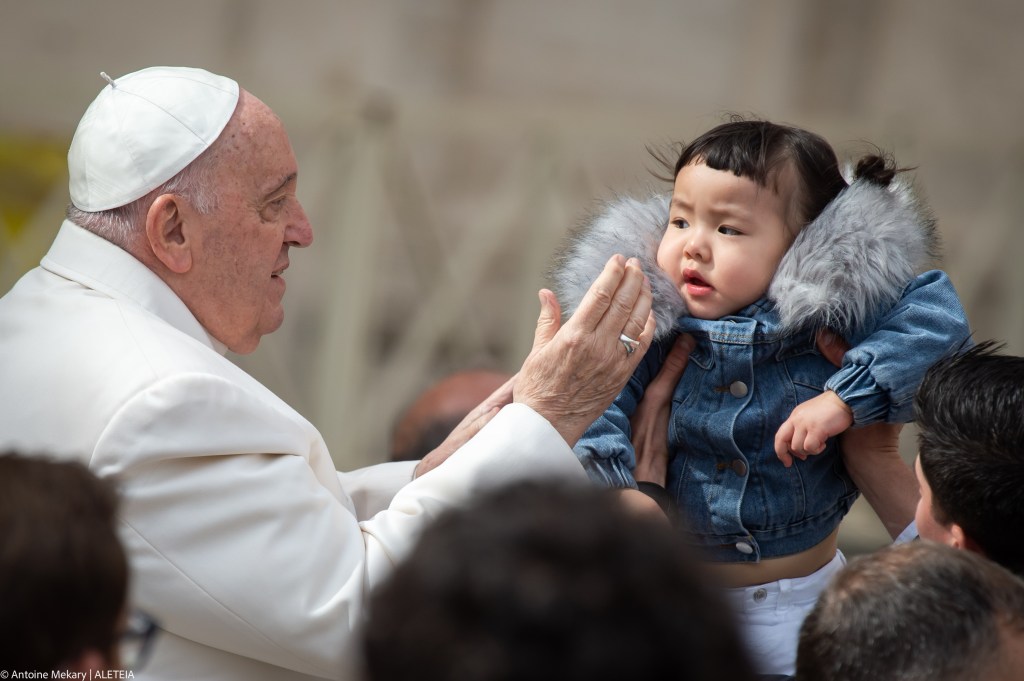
[
  {"left": 731, "top": 459, "right": 748, "bottom": 476},
  {"left": 753, "top": 588, "right": 768, "bottom": 603},
  {"left": 735, "top": 541, "right": 754, "bottom": 555},
  {"left": 729, "top": 381, "right": 748, "bottom": 397}
]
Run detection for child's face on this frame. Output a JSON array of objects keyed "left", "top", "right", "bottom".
[{"left": 657, "top": 161, "right": 796, "bottom": 320}]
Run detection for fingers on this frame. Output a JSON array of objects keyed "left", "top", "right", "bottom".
[
  {"left": 616, "top": 268, "right": 654, "bottom": 344},
  {"left": 569, "top": 254, "right": 625, "bottom": 331},
  {"left": 815, "top": 328, "right": 850, "bottom": 368},
  {"left": 414, "top": 405, "right": 501, "bottom": 478},
  {"left": 646, "top": 333, "right": 694, "bottom": 401},
  {"left": 572, "top": 255, "right": 650, "bottom": 340},
  {"left": 474, "top": 373, "right": 516, "bottom": 416},
  {"left": 800, "top": 433, "right": 826, "bottom": 456},
  {"left": 530, "top": 289, "right": 562, "bottom": 354},
  {"left": 776, "top": 420, "right": 829, "bottom": 467},
  {"left": 774, "top": 421, "right": 795, "bottom": 467},
  {"left": 513, "top": 257, "right": 656, "bottom": 447}
]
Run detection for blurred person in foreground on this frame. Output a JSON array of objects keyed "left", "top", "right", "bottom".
[
  {"left": 362, "top": 481, "right": 758, "bottom": 681},
  {"left": 0, "top": 452, "right": 157, "bottom": 673},
  {"left": 795, "top": 540, "right": 1024, "bottom": 681},
  {"left": 0, "top": 66, "right": 656, "bottom": 680}
]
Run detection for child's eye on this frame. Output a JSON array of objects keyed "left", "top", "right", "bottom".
[
  {"left": 718, "top": 225, "right": 741, "bottom": 236},
  {"left": 671, "top": 218, "right": 689, "bottom": 230}
]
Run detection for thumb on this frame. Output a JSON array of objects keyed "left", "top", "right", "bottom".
[
  {"left": 531, "top": 289, "right": 562, "bottom": 352},
  {"left": 647, "top": 333, "right": 694, "bottom": 398},
  {"left": 816, "top": 328, "right": 850, "bottom": 369},
  {"left": 662, "top": 333, "right": 695, "bottom": 378}
]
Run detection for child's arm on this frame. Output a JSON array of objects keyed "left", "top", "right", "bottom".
[
  {"left": 824, "top": 270, "right": 971, "bottom": 423},
  {"left": 774, "top": 390, "right": 853, "bottom": 467},
  {"left": 774, "top": 270, "right": 970, "bottom": 466}
]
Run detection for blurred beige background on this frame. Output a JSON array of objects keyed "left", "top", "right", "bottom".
[{"left": 2, "top": 0, "right": 1022, "bottom": 553}]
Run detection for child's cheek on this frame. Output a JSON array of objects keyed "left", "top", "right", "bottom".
[{"left": 655, "top": 233, "right": 677, "bottom": 279}]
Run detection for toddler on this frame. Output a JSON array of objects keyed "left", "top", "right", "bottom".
[{"left": 551, "top": 118, "right": 972, "bottom": 676}]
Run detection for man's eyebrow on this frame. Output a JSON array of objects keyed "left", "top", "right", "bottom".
[{"left": 264, "top": 173, "right": 297, "bottom": 198}]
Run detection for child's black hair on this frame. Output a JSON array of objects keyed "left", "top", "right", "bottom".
[{"left": 656, "top": 115, "right": 905, "bottom": 228}]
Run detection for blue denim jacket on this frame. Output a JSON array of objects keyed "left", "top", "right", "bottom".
[{"left": 575, "top": 270, "right": 970, "bottom": 562}]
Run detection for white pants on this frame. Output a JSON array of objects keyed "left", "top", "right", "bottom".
[{"left": 723, "top": 550, "right": 846, "bottom": 677}]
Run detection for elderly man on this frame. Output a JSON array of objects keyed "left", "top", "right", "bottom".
[{"left": 0, "top": 67, "right": 655, "bottom": 680}]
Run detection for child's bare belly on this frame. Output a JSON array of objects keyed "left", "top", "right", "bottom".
[{"left": 706, "top": 528, "right": 840, "bottom": 588}]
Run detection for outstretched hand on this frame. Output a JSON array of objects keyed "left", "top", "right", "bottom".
[
  {"left": 515, "top": 255, "right": 656, "bottom": 447},
  {"left": 414, "top": 375, "right": 516, "bottom": 478}
]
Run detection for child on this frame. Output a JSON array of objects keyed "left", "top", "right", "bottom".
[{"left": 550, "top": 118, "right": 972, "bottom": 676}]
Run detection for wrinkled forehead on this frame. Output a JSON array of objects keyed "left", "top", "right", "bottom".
[{"left": 205, "top": 91, "right": 297, "bottom": 190}]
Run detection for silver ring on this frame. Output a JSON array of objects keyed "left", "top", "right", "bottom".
[{"left": 619, "top": 333, "right": 640, "bottom": 356}]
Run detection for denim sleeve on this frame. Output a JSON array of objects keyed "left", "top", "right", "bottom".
[
  {"left": 825, "top": 270, "right": 972, "bottom": 425},
  {"left": 572, "top": 340, "right": 669, "bottom": 488}
]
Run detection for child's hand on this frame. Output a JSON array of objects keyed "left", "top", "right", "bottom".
[{"left": 774, "top": 391, "right": 854, "bottom": 467}]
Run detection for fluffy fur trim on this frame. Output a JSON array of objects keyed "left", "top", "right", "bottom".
[
  {"left": 549, "top": 175, "right": 938, "bottom": 340},
  {"left": 547, "top": 193, "right": 684, "bottom": 341},
  {"left": 769, "top": 173, "right": 939, "bottom": 336}
]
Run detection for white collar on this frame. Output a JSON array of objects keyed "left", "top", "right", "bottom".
[{"left": 40, "top": 220, "right": 228, "bottom": 355}]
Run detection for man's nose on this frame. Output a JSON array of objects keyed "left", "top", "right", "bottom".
[{"left": 287, "top": 200, "right": 314, "bottom": 248}]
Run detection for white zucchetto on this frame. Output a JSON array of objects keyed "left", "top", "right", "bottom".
[{"left": 68, "top": 66, "right": 239, "bottom": 211}]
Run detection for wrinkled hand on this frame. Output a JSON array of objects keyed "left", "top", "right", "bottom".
[
  {"left": 514, "top": 255, "right": 656, "bottom": 447},
  {"left": 630, "top": 333, "right": 695, "bottom": 486},
  {"left": 413, "top": 375, "right": 516, "bottom": 478},
  {"left": 774, "top": 390, "right": 854, "bottom": 466}
]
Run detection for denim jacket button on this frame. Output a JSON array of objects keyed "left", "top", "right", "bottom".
[
  {"left": 753, "top": 588, "right": 768, "bottom": 603},
  {"left": 735, "top": 541, "right": 754, "bottom": 554},
  {"left": 731, "top": 459, "right": 748, "bottom": 476},
  {"left": 729, "top": 381, "right": 748, "bottom": 397}
]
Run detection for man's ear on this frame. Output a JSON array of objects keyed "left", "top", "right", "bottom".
[
  {"left": 145, "top": 194, "right": 193, "bottom": 274},
  {"left": 949, "top": 523, "right": 986, "bottom": 555}
]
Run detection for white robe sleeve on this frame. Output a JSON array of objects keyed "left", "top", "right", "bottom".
[
  {"left": 96, "top": 374, "right": 584, "bottom": 679},
  {"left": 336, "top": 461, "right": 418, "bottom": 520}
]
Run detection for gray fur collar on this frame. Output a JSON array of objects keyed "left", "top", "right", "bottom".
[{"left": 548, "top": 175, "right": 938, "bottom": 341}]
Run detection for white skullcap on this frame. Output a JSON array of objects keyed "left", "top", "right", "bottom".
[{"left": 68, "top": 66, "right": 240, "bottom": 211}]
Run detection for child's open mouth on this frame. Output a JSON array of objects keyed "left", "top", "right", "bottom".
[{"left": 683, "top": 269, "right": 713, "bottom": 295}]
